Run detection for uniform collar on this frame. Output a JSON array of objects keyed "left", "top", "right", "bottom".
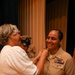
[{"left": 47, "top": 47, "right": 64, "bottom": 60}]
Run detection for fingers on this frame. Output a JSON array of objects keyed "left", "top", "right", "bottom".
[
  {"left": 37, "top": 49, "right": 49, "bottom": 58},
  {"left": 40, "top": 49, "right": 49, "bottom": 58}
]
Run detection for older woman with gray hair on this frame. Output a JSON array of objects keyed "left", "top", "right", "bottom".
[{"left": 0, "top": 24, "right": 48, "bottom": 75}]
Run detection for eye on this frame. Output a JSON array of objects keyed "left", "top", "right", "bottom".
[
  {"left": 51, "top": 37, "right": 57, "bottom": 40},
  {"left": 47, "top": 36, "right": 50, "bottom": 39}
]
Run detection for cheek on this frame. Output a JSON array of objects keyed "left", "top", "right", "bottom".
[
  {"left": 46, "top": 39, "right": 48, "bottom": 43},
  {"left": 53, "top": 41, "right": 60, "bottom": 47},
  {"left": 16, "top": 35, "right": 21, "bottom": 40},
  {"left": 13, "top": 36, "right": 20, "bottom": 42},
  {"left": 13, "top": 38, "right": 20, "bottom": 45},
  {"left": 46, "top": 41, "right": 58, "bottom": 47}
]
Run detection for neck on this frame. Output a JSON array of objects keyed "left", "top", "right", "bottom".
[
  {"left": 48, "top": 48, "right": 59, "bottom": 55},
  {"left": 6, "top": 42, "right": 15, "bottom": 46}
]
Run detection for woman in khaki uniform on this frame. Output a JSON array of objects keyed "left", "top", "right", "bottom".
[{"left": 42, "top": 29, "right": 75, "bottom": 75}]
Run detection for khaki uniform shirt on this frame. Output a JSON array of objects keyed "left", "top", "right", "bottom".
[
  {"left": 0, "top": 45, "right": 38, "bottom": 75},
  {"left": 42, "top": 47, "right": 75, "bottom": 75}
]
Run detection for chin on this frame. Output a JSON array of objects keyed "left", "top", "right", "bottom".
[{"left": 47, "top": 47, "right": 52, "bottom": 50}]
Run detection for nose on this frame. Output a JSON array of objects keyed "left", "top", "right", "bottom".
[{"left": 46, "top": 38, "right": 52, "bottom": 42}]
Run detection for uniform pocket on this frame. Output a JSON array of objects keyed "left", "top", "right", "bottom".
[{"left": 52, "top": 63, "right": 64, "bottom": 69}]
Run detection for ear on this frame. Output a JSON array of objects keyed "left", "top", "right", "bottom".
[{"left": 59, "top": 40, "right": 62, "bottom": 47}]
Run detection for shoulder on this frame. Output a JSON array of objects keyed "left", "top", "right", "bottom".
[
  {"left": 12, "top": 46, "right": 27, "bottom": 55},
  {"left": 62, "top": 50, "right": 72, "bottom": 58},
  {"left": 1, "top": 45, "right": 12, "bottom": 53},
  {"left": 1, "top": 45, "right": 24, "bottom": 52},
  {"left": 12, "top": 46, "right": 24, "bottom": 51},
  {"left": 1, "top": 45, "right": 27, "bottom": 56},
  {"left": 58, "top": 48, "right": 73, "bottom": 60}
]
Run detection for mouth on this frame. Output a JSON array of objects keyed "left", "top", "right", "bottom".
[
  {"left": 47, "top": 43, "right": 53, "bottom": 48},
  {"left": 47, "top": 43, "right": 53, "bottom": 46}
]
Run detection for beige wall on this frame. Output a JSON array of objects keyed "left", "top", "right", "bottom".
[{"left": 18, "top": 0, "right": 46, "bottom": 55}]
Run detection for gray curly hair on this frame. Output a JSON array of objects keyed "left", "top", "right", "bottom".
[{"left": 0, "top": 24, "right": 20, "bottom": 45}]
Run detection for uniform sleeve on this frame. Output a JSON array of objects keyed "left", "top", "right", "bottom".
[
  {"left": 5, "top": 46, "right": 38, "bottom": 75},
  {"left": 64, "top": 56, "right": 75, "bottom": 75}
]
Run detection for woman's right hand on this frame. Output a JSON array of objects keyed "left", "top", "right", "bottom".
[{"left": 40, "top": 49, "right": 49, "bottom": 59}]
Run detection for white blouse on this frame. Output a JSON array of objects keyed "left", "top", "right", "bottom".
[{"left": 0, "top": 45, "right": 38, "bottom": 75}]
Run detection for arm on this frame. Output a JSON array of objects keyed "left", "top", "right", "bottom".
[
  {"left": 12, "top": 46, "right": 48, "bottom": 75},
  {"left": 36, "top": 49, "right": 48, "bottom": 75},
  {"left": 32, "top": 50, "right": 43, "bottom": 64}
]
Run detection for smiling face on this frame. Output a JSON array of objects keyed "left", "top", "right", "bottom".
[{"left": 46, "top": 30, "right": 62, "bottom": 54}]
